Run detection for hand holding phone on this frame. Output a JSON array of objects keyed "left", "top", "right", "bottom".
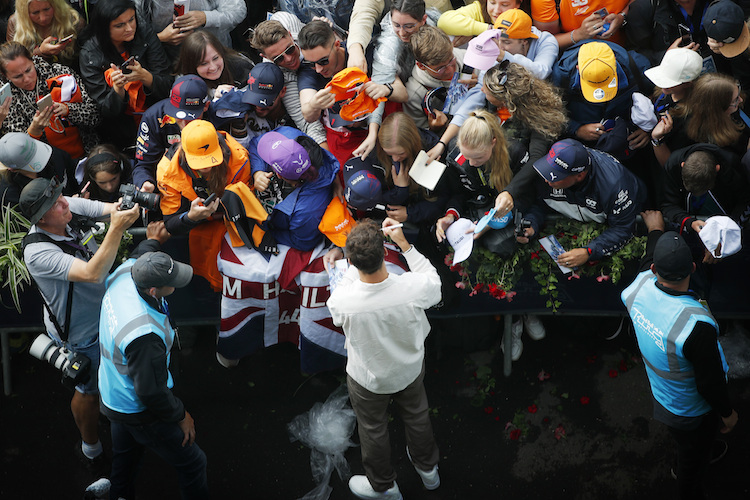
[
  {"left": 37, "top": 93, "right": 54, "bottom": 111},
  {"left": 201, "top": 193, "right": 217, "bottom": 206},
  {"left": 678, "top": 24, "right": 693, "bottom": 47},
  {"left": 595, "top": 8, "right": 610, "bottom": 33},
  {"left": 120, "top": 56, "right": 136, "bottom": 74},
  {"left": 56, "top": 34, "right": 74, "bottom": 45}
]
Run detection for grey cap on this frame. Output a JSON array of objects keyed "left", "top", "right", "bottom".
[
  {"left": 19, "top": 177, "right": 64, "bottom": 225},
  {"left": 131, "top": 252, "right": 193, "bottom": 289},
  {"left": 0, "top": 133, "right": 53, "bottom": 173}
]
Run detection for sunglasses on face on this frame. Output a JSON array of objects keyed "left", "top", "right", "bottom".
[
  {"left": 303, "top": 44, "right": 335, "bottom": 67},
  {"left": 272, "top": 43, "right": 297, "bottom": 65}
]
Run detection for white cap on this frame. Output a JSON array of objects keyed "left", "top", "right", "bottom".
[
  {"left": 447, "top": 217, "right": 475, "bottom": 265},
  {"left": 631, "top": 92, "right": 658, "bottom": 132},
  {"left": 644, "top": 48, "right": 703, "bottom": 88},
  {"left": 699, "top": 216, "right": 742, "bottom": 258}
]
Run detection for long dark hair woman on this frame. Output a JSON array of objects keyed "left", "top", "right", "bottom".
[
  {"left": 78, "top": 0, "right": 172, "bottom": 150},
  {"left": 174, "top": 30, "right": 254, "bottom": 99}
]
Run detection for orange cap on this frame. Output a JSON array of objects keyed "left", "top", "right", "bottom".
[
  {"left": 181, "top": 120, "right": 223, "bottom": 170},
  {"left": 578, "top": 42, "right": 618, "bottom": 103},
  {"left": 326, "top": 67, "right": 385, "bottom": 122},
  {"left": 494, "top": 9, "right": 538, "bottom": 40}
]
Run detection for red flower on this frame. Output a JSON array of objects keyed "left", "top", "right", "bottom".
[
  {"left": 537, "top": 370, "right": 551, "bottom": 381},
  {"left": 495, "top": 416, "right": 500, "bottom": 421},
  {"left": 571, "top": 235, "right": 578, "bottom": 240},
  {"left": 543, "top": 417, "right": 550, "bottom": 423},
  {"left": 509, "top": 429, "right": 521, "bottom": 441},
  {"left": 580, "top": 396, "right": 590, "bottom": 405},
  {"left": 585, "top": 355, "right": 597, "bottom": 365},
  {"left": 567, "top": 273, "right": 581, "bottom": 280},
  {"left": 596, "top": 274, "right": 611, "bottom": 283},
  {"left": 530, "top": 251, "right": 540, "bottom": 260},
  {"left": 619, "top": 360, "right": 628, "bottom": 373},
  {"left": 528, "top": 404, "right": 538, "bottom": 414},
  {"left": 505, "top": 291, "right": 517, "bottom": 301},
  {"left": 608, "top": 369, "right": 619, "bottom": 378},
  {"left": 484, "top": 406, "right": 494, "bottom": 414},
  {"left": 554, "top": 425, "right": 566, "bottom": 440},
  {"left": 455, "top": 281, "right": 466, "bottom": 289}
]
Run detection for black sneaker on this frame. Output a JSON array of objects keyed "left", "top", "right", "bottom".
[{"left": 73, "top": 441, "right": 111, "bottom": 480}]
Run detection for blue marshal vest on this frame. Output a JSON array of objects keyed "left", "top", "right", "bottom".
[
  {"left": 621, "top": 270, "right": 728, "bottom": 417},
  {"left": 98, "top": 259, "right": 175, "bottom": 415}
]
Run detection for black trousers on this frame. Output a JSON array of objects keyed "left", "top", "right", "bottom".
[{"left": 667, "top": 411, "right": 719, "bottom": 500}]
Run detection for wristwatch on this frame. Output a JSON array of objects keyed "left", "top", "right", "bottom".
[{"left": 384, "top": 83, "right": 394, "bottom": 98}]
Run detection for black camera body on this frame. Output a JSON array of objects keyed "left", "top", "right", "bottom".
[
  {"left": 119, "top": 183, "right": 160, "bottom": 211},
  {"left": 29, "top": 334, "right": 91, "bottom": 389},
  {"left": 514, "top": 210, "right": 532, "bottom": 238}
]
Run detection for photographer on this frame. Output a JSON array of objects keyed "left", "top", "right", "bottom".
[{"left": 19, "top": 177, "right": 140, "bottom": 480}]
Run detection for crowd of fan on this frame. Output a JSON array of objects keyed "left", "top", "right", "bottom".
[{"left": 2, "top": 0, "right": 748, "bottom": 498}]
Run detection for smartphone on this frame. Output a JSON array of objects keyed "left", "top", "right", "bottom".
[
  {"left": 595, "top": 8, "right": 610, "bottom": 33},
  {"left": 0, "top": 81, "right": 11, "bottom": 105},
  {"left": 120, "top": 56, "right": 135, "bottom": 74},
  {"left": 57, "top": 34, "right": 74, "bottom": 44},
  {"left": 678, "top": 24, "right": 693, "bottom": 47},
  {"left": 37, "top": 93, "right": 53, "bottom": 111},
  {"left": 202, "top": 192, "right": 217, "bottom": 206}
]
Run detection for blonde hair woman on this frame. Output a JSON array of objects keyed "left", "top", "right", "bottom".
[{"left": 8, "top": 0, "right": 84, "bottom": 68}]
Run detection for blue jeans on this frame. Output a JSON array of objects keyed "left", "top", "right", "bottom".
[{"left": 110, "top": 419, "right": 209, "bottom": 500}]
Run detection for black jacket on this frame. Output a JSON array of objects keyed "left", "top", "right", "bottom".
[{"left": 661, "top": 143, "right": 750, "bottom": 228}]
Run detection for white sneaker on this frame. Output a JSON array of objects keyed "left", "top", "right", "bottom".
[
  {"left": 524, "top": 314, "right": 546, "bottom": 341},
  {"left": 406, "top": 447, "right": 440, "bottom": 490},
  {"left": 348, "top": 476, "right": 402, "bottom": 500},
  {"left": 501, "top": 320, "right": 523, "bottom": 361}
]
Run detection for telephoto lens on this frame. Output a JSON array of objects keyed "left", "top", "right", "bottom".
[{"left": 28, "top": 334, "right": 91, "bottom": 387}]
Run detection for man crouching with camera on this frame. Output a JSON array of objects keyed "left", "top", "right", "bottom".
[{"left": 19, "top": 176, "right": 141, "bottom": 483}]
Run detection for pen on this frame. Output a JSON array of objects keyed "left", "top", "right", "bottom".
[
  {"left": 381, "top": 223, "right": 404, "bottom": 231},
  {"left": 80, "top": 181, "right": 90, "bottom": 194}
]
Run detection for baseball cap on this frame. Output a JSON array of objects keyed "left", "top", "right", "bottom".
[
  {"left": 0, "top": 133, "right": 52, "bottom": 173},
  {"left": 631, "top": 92, "right": 658, "bottom": 131},
  {"left": 533, "top": 139, "right": 591, "bottom": 183},
  {"left": 699, "top": 215, "right": 742, "bottom": 258},
  {"left": 257, "top": 131, "right": 311, "bottom": 180},
  {"left": 326, "top": 67, "right": 384, "bottom": 121},
  {"left": 446, "top": 217, "right": 475, "bottom": 265},
  {"left": 318, "top": 196, "right": 357, "bottom": 247},
  {"left": 164, "top": 75, "right": 208, "bottom": 120},
  {"left": 494, "top": 9, "right": 538, "bottom": 40},
  {"left": 644, "top": 48, "right": 703, "bottom": 88},
  {"left": 343, "top": 155, "right": 385, "bottom": 210},
  {"left": 578, "top": 42, "right": 618, "bottom": 103},
  {"left": 704, "top": 0, "right": 750, "bottom": 58},
  {"left": 464, "top": 29, "right": 502, "bottom": 71},
  {"left": 19, "top": 177, "right": 64, "bottom": 225},
  {"left": 653, "top": 231, "right": 693, "bottom": 281},
  {"left": 243, "top": 62, "right": 284, "bottom": 107},
  {"left": 181, "top": 120, "right": 223, "bottom": 170},
  {"left": 131, "top": 252, "right": 193, "bottom": 289}
]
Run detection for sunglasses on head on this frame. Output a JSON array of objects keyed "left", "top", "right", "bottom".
[{"left": 272, "top": 43, "right": 297, "bottom": 65}]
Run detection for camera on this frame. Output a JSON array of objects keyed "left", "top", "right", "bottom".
[
  {"left": 514, "top": 210, "right": 532, "bottom": 238},
  {"left": 29, "top": 334, "right": 91, "bottom": 388},
  {"left": 119, "top": 183, "right": 160, "bottom": 211}
]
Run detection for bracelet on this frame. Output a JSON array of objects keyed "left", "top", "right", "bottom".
[
  {"left": 650, "top": 136, "right": 664, "bottom": 147},
  {"left": 618, "top": 12, "right": 628, "bottom": 27},
  {"left": 445, "top": 208, "right": 459, "bottom": 220},
  {"left": 438, "top": 140, "right": 447, "bottom": 150},
  {"left": 570, "top": 30, "right": 576, "bottom": 44},
  {"left": 384, "top": 82, "right": 394, "bottom": 98}
]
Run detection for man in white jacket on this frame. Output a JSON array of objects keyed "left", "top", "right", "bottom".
[{"left": 328, "top": 218, "right": 442, "bottom": 500}]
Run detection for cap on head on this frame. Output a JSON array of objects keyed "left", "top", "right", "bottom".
[
  {"left": 242, "top": 62, "right": 284, "bottom": 107},
  {"left": 464, "top": 29, "right": 502, "bottom": 71},
  {"left": 131, "top": 252, "right": 194, "bottom": 289},
  {"left": 533, "top": 139, "right": 591, "bottom": 183},
  {"left": 0, "top": 133, "right": 53, "bottom": 173},
  {"left": 257, "top": 131, "right": 311, "bottom": 180},
  {"left": 578, "top": 42, "right": 618, "bottom": 103},
  {"left": 704, "top": 0, "right": 750, "bottom": 58},
  {"left": 644, "top": 48, "right": 703, "bottom": 88},
  {"left": 343, "top": 155, "right": 385, "bottom": 210},
  {"left": 181, "top": 120, "right": 223, "bottom": 170},
  {"left": 164, "top": 75, "right": 208, "bottom": 120},
  {"left": 494, "top": 9, "right": 538, "bottom": 40},
  {"left": 19, "top": 177, "right": 64, "bottom": 225},
  {"left": 653, "top": 231, "right": 693, "bottom": 281}
]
